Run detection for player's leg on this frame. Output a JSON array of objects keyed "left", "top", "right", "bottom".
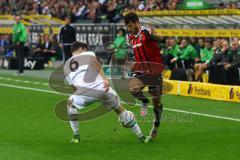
[
  {"left": 148, "top": 76, "right": 163, "bottom": 139},
  {"left": 129, "top": 76, "right": 149, "bottom": 116},
  {"left": 103, "top": 88, "right": 148, "bottom": 142},
  {"left": 66, "top": 94, "right": 91, "bottom": 143},
  {"left": 67, "top": 97, "right": 80, "bottom": 143}
]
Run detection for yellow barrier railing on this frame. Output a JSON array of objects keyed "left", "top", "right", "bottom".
[
  {"left": 124, "top": 9, "right": 240, "bottom": 16},
  {"left": 162, "top": 80, "right": 240, "bottom": 103},
  {"left": 0, "top": 15, "right": 64, "bottom": 26},
  {"left": 155, "top": 29, "right": 240, "bottom": 37},
  {"left": 1, "top": 28, "right": 239, "bottom": 38}
]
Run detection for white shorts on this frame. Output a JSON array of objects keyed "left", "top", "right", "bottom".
[{"left": 69, "top": 83, "right": 120, "bottom": 110}]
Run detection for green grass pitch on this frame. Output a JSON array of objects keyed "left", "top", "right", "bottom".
[{"left": 0, "top": 71, "right": 240, "bottom": 160}]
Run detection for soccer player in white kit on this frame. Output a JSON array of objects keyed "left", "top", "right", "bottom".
[{"left": 64, "top": 42, "right": 149, "bottom": 143}]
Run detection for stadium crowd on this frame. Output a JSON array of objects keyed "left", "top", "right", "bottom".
[
  {"left": 0, "top": 0, "right": 182, "bottom": 22},
  {"left": 161, "top": 37, "right": 240, "bottom": 85},
  {"left": 1, "top": 0, "right": 239, "bottom": 23}
]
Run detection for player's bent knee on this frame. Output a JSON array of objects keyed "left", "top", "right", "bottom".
[
  {"left": 119, "top": 111, "right": 136, "bottom": 128},
  {"left": 67, "top": 98, "right": 78, "bottom": 116}
]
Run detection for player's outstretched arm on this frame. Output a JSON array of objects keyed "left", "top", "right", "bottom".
[
  {"left": 90, "top": 56, "right": 110, "bottom": 92},
  {"left": 148, "top": 23, "right": 162, "bottom": 41}
]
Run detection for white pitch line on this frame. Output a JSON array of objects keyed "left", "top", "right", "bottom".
[
  {"left": 164, "top": 108, "right": 240, "bottom": 122},
  {"left": 0, "top": 83, "right": 68, "bottom": 96},
  {"left": 0, "top": 76, "right": 49, "bottom": 86},
  {"left": 33, "top": 82, "right": 41, "bottom": 85},
  {"left": 1, "top": 82, "right": 240, "bottom": 122}
]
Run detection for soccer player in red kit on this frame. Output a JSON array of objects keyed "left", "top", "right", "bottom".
[{"left": 124, "top": 12, "right": 164, "bottom": 139}]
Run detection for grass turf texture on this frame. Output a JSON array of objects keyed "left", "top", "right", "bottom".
[{"left": 0, "top": 72, "right": 240, "bottom": 160}]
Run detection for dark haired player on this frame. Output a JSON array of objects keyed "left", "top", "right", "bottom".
[{"left": 124, "top": 12, "right": 164, "bottom": 139}]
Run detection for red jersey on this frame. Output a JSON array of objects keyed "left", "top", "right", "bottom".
[
  {"left": 128, "top": 26, "right": 163, "bottom": 64},
  {"left": 128, "top": 26, "right": 164, "bottom": 74}
]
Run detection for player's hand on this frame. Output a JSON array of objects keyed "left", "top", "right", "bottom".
[
  {"left": 148, "top": 23, "right": 154, "bottom": 36},
  {"left": 104, "top": 79, "right": 110, "bottom": 92}
]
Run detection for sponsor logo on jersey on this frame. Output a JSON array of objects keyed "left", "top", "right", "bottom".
[{"left": 132, "top": 43, "right": 142, "bottom": 49}]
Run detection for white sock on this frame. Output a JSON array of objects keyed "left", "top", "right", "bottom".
[
  {"left": 131, "top": 123, "right": 144, "bottom": 138},
  {"left": 69, "top": 121, "right": 79, "bottom": 135}
]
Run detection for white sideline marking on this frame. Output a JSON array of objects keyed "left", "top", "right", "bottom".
[
  {"left": 0, "top": 82, "right": 240, "bottom": 122},
  {"left": 0, "top": 83, "right": 67, "bottom": 96},
  {"left": 33, "top": 82, "right": 40, "bottom": 85},
  {"left": 0, "top": 76, "right": 49, "bottom": 86}
]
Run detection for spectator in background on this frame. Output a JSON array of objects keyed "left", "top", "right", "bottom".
[
  {"left": 218, "top": 2, "right": 225, "bottom": 9},
  {"left": 106, "top": 0, "right": 117, "bottom": 22},
  {"left": 212, "top": 39, "right": 222, "bottom": 55},
  {"left": 111, "top": 28, "right": 127, "bottom": 66},
  {"left": 224, "top": 40, "right": 240, "bottom": 85},
  {"left": 0, "top": 35, "right": 4, "bottom": 55},
  {"left": 171, "top": 38, "right": 197, "bottom": 69},
  {"left": 190, "top": 37, "right": 203, "bottom": 62},
  {"left": 168, "top": 1, "right": 177, "bottom": 10},
  {"left": 59, "top": 16, "right": 76, "bottom": 61},
  {"left": 144, "top": 0, "right": 157, "bottom": 11},
  {"left": 41, "top": 34, "right": 56, "bottom": 64},
  {"left": 72, "top": 1, "right": 88, "bottom": 21},
  {"left": 163, "top": 37, "right": 179, "bottom": 69},
  {"left": 33, "top": 34, "right": 45, "bottom": 58},
  {"left": 231, "top": 2, "right": 238, "bottom": 9},
  {"left": 220, "top": 40, "right": 237, "bottom": 85},
  {"left": 12, "top": 15, "right": 27, "bottom": 76},
  {"left": 112, "top": 0, "right": 126, "bottom": 22},
  {"left": 87, "top": 0, "right": 101, "bottom": 22},
  {"left": 194, "top": 39, "right": 213, "bottom": 81},
  {"left": 209, "top": 40, "right": 228, "bottom": 84},
  {"left": 2, "top": 34, "right": 14, "bottom": 57}
]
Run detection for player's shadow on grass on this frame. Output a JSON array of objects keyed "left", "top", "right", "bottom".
[{"left": 54, "top": 99, "right": 112, "bottom": 122}]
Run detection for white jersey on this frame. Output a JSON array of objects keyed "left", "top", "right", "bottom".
[
  {"left": 64, "top": 51, "right": 120, "bottom": 110},
  {"left": 64, "top": 51, "right": 105, "bottom": 91}
]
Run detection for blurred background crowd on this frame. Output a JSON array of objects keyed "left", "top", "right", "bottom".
[
  {"left": 0, "top": 33, "right": 63, "bottom": 63},
  {"left": 1, "top": 30, "right": 240, "bottom": 85},
  {"left": 0, "top": 0, "right": 240, "bottom": 23}
]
